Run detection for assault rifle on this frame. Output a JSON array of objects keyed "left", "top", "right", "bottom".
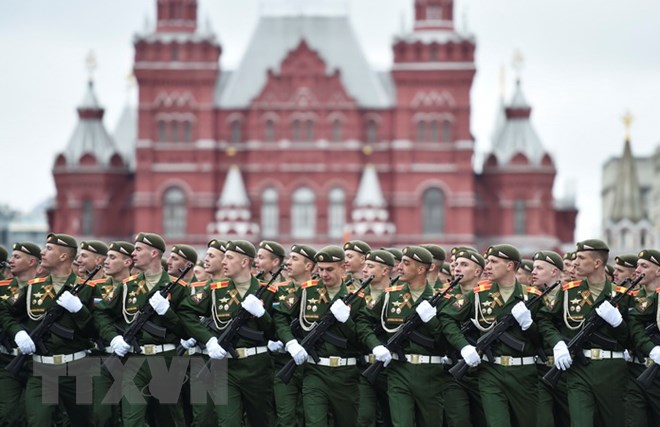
[
  {"left": 362, "top": 275, "right": 462, "bottom": 384},
  {"left": 277, "top": 275, "right": 374, "bottom": 385},
  {"left": 102, "top": 263, "right": 193, "bottom": 370},
  {"left": 634, "top": 321, "right": 660, "bottom": 387},
  {"left": 6, "top": 265, "right": 103, "bottom": 377},
  {"left": 543, "top": 275, "right": 643, "bottom": 388},
  {"left": 450, "top": 280, "right": 561, "bottom": 381}
]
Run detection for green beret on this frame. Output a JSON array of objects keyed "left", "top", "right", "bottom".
[
  {"left": 46, "top": 233, "right": 77, "bottom": 249},
  {"left": 382, "top": 247, "right": 403, "bottom": 262},
  {"left": 486, "top": 244, "right": 521, "bottom": 263},
  {"left": 402, "top": 246, "right": 433, "bottom": 265},
  {"left": 343, "top": 240, "right": 372, "bottom": 255},
  {"left": 576, "top": 239, "right": 609, "bottom": 253},
  {"left": 366, "top": 250, "right": 395, "bottom": 267},
  {"left": 420, "top": 244, "right": 446, "bottom": 262},
  {"left": 79, "top": 240, "right": 108, "bottom": 256},
  {"left": 605, "top": 264, "right": 614, "bottom": 278},
  {"left": 13, "top": 242, "right": 42, "bottom": 260},
  {"left": 519, "top": 259, "right": 534, "bottom": 273},
  {"left": 315, "top": 246, "right": 345, "bottom": 263},
  {"left": 171, "top": 244, "right": 198, "bottom": 264},
  {"left": 614, "top": 254, "right": 637, "bottom": 268},
  {"left": 638, "top": 249, "right": 660, "bottom": 267},
  {"left": 208, "top": 239, "right": 227, "bottom": 252},
  {"left": 290, "top": 244, "right": 317, "bottom": 262},
  {"left": 259, "top": 240, "right": 286, "bottom": 259},
  {"left": 456, "top": 249, "right": 485, "bottom": 269},
  {"left": 134, "top": 232, "right": 165, "bottom": 252},
  {"left": 160, "top": 258, "right": 168, "bottom": 271},
  {"left": 533, "top": 251, "right": 564, "bottom": 271},
  {"left": 195, "top": 259, "right": 205, "bottom": 267},
  {"left": 225, "top": 240, "right": 256, "bottom": 258},
  {"left": 108, "top": 241, "right": 134, "bottom": 257},
  {"left": 451, "top": 246, "right": 477, "bottom": 257},
  {"left": 0, "top": 246, "right": 7, "bottom": 263},
  {"left": 562, "top": 252, "right": 574, "bottom": 261},
  {"left": 440, "top": 262, "right": 452, "bottom": 276}
]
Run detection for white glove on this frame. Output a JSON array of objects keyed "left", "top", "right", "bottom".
[
  {"left": 372, "top": 345, "right": 392, "bottom": 367},
  {"left": 415, "top": 300, "right": 436, "bottom": 323},
  {"left": 267, "top": 340, "right": 285, "bottom": 353},
  {"left": 14, "top": 330, "right": 35, "bottom": 355},
  {"left": 149, "top": 292, "right": 170, "bottom": 316},
  {"left": 624, "top": 349, "right": 633, "bottom": 362},
  {"left": 650, "top": 346, "right": 660, "bottom": 365},
  {"left": 511, "top": 301, "right": 533, "bottom": 331},
  {"left": 110, "top": 335, "right": 131, "bottom": 357},
  {"left": 180, "top": 337, "right": 197, "bottom": 350},
  {"left": 330, "top": 300, "right": 350, "bottom": 323},
  {"left": 595, "top": 301, "right": 623, "bottom": 327},
  {"left": 205, "top": 337, "right": 227, "bottom": 360},
  {"left": 241, "top": 294, "right": 265, "bottom": 318},
  {"left": 553, "top": 340, "right": 572, "bottom": 371},
  {"left": 460, "top": 345, "right": 481, "bottom": 367},
  {"left": 56, "top": 291, "right": 83, "bottom": 313},
  {"left": 285, "top": 339, "right": 308, "bottom": 365}
]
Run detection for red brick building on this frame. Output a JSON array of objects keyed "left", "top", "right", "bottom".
[{"left": 50, "top": 0, "right": 577, "bottom": 253}]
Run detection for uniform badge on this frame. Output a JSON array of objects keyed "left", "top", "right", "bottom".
[
  {"left": 191, "top": 291, "right": 206, "bottom": 304},
  {"left": 284, "top": 294, "right": 298, "bottom": 309}
]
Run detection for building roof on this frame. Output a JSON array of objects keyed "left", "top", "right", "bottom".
[
  {"left": 219, "top": 165, "right": 250, "bottom": 207},
  {"left": 610, "top": 139, "right": 646, "bottom": 222},
  {"left": 112, "top": 104, "right": 137, "bottom": 170},
  {"left": 216, "top": 15, "right": 392, "bottom": 108}
]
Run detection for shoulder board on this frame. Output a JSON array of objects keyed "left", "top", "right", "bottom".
[
  {"left": 267, "top": 285, "right": 278, "bottom": 293},
  {"left": 0, "top": 279, "right": 13, "bottom": 286},
  {"left": 385, "top": 285, "right": 405, "bottom": 293},
  {"left": 178, "top": 279, "right": 188, "bottom": 286},
  {"left": 275, "top": 280, "right": 292, "bottom": 287},
  {"left": 301, "top": 279, "right": 319, "bottom": 289},
  {"left": 628, "top": 289, "right": 640, "bottom": 296},
  {"left": 657, "top": 288, "right": 660, "bottom": 294},
  {"left": 89, "top": 278, "right": 109, "bottom": 285},
  {"left": 614, "top": 285, "right": 628, "bottom": 294},
  {"left": 85, "top": 278, "right": 98, "bottom": 287},
  {"left": 28, "top": 277, "right": 48, "bottom": 285},
  {"left": 474, "top": 282, "right": 493, "bottom": 293},
  {"left": 562, "top": 280, "right": 582, "bottom": 291},
  {"left": 123, "top": 274, "right": 140, "bottom": 284},
  {"left": 211, "top": 281, "right": 230, "bottom": 290},
  {"left": 190, "top": 281, "right": 208, "bottom": 288},
  {"left": 527, "top": 286, "right": 542, "bottom": 296},
  {"left": 443, "top": 293, "right": 454, "bottom": 299},
  {"left": 356, "top": 291, "right": 366, "bottom": 298}
]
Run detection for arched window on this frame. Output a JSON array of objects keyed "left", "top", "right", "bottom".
[
  {"left": 291, "top": 187, "right": 316, "bottom": 239},
  {"left": 81, "top": 199, "right": 94, "bottom": 235},
  {"left": 422, "top": 188, "right": 444, "bottom": 235},
  {"left": 417, "top": 121, "right": 426, "bottom": 143},
  {"left": 171, "top": 121, "right": 179, "bottom": 143},
  {"left": 183, "top": 121, "right": 192, "bottom": 143},
  {"left": 230, "top": 120, "right": 242, "bottom": 143},
  {"left": 305, "top": 120, "right": 315, "bottom": 142},
  {"left": 328, "top": 188, "right": 346, "bottom": 239},
  {"left": 366, "top": 120, "right": 378, "bottom": 143},
  {"left": 442, "top": 120, "right": 453, "bottom": 142},
  {"left": 264, "top": 120, "right": 275, "bottom": 142},
  {"left": 261, "top": 188, "right": 278, "bottom": 238},
  {"left": 332, "top": 119, "right": 342, "bottom": 142},
  {"left": 158, "top": 120, "right": 166, "bottom": 143},
  {"left": 430, "top": 120, "right": 439, "bottom": 142},
  {"left": 171, "top": 44, "right": 179, "bottom": 61},
  {"left": 163, "top": 187, "right": 186, "bottom": 238},
  {"left": 292, "top": 120, "right": 301, "bottom": 142},
  {"left": 514, "top": 199, "right": 526, "bottom": 235}
]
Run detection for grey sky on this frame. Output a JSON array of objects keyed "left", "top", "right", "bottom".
[{"left": 1, "top": 0, "right": 659, "bottom": 241}]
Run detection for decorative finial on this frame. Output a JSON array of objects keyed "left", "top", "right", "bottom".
[
  {"left": 362, "top": 145, "right": 373, "bottom": 156},
  {"left": 226, "top": 146, "right": 237, "bottom": 157},
  {"left": 512, "top": 50, "right": 524, "bottom": 81},
  {"left": 85, "top": 51, "right": 97, "bottom": 81},
  {"left": 499, "top": 65, "right": 506, "bottom": 101},
  {"left": 622, "top": 110, "right": 633, "bottom": 141}
]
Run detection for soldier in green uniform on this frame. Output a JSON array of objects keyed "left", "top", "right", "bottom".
[
  {"left": 90, "top": 241, "right": 134, "bottom": 427},
  {"left": 561, "top": 252, "right": 576, "bottom": 284},
  {"left": 516, "top": 259, "right": 534, "bottom": 286},
  {"left": 358, "top": 246, "right": 448, "bottom": 427},
  {"left": 441, "top": 249, "right": 487, "bottom": 427},
  {"left": 4, "top": 233, "right": 97, "bottom": 426},
  {"left": 275, "top": 245, "right": 364, "bottom": 427},
  {"left": 94, "top": 232, "right": 188, "bottom": 427},
  {"left": 256, "top": 240, "right": 286, "bottom": 282},
  {"left": 625, "top": 249, "right": 660, "bottom": 426},
  {"left": 420, "top": 244, "right": 446, "bottom": 290},
  {"left": 193, "top": 260, "right": 209, "bottom": 282},
  {"left": 356, "top": 249, "right": 396, "bottom": 427},
  {"left": 76, "top": 240, "right": 107, "bottom": 279},
  {"left": 538, "top": 239, "right": 631, "bottom": 427},
  {"left": 613, "top": 254, "right": 637, "bottom": 284},
  {"left": 438, "top": 262, "right": 452, "bottom": 285},
  {"left": 382, "top": 248, "right": 403, "bottom": 279},
  {"left": 530, "top": 250, "right": 570, "bottom": 427},
  {"left": 344, "top": 240, "right": 372, "bottom": 285},
  {"left": 0, "top": 245, "right": 8, "bottom": 279},
  {"left": 179, "top": 240, "right": 277, "bottom": 427},
  {"left": 167, "top": 244, "right": 198, "bottom": 287},
  {"left": 0, "top": 242, "right": 41, "bottom": 426},
  {"left": 442, "top": 244, "right": 542, "bottom": 427}
]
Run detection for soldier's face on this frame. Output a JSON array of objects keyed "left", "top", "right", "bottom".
[
  {"left": 516, "top": 269, "right": 532, "bottom": 286},
  {"left": 9, "top": 251, "right": 35, "bottom": 275},
  {"left": 167, "top": 253, "right": 188, "bottom": 276},
  {"left": 344, "top": 251, "right": 364, "bottom": 274},
  {"left": 613, "top": 265, "right": 634, "bottom": 284},
  {"left": 256, "top": 249, "right": 276, "bottom": 273},
  {"left": 484, "top": 256, "right": 509, "bottom": 282},
  {"left": 286, "top": 252, "right": 308, "bottom": 280},
  {"left": 574, "top": 252, "right": 597, "bottom": 277},
  {"left": 222, "top": 251, "right": 249, "bottom": 279},
  {"left": 400, "top": 256, "right": 424, "bottom": 284},
  {"left": 204, "top": 248, "right": 224, "bottom": 276},
  {"left": 532, "top": 260, "right": 554, "bottom": 287},
  {"left": 317, "top": 262, "right": 342, "bottom": 288},
  {"left": 77, "top": 249, "right": 103, "bottom": 275},
  {"left": 104, "top": 251, "right": 130, "bottom": 277},
  {"left": 362, "top": 260, "right": 388, "bottom": 284},
  {"left": 193, "top": 265, "right": 209, "bottom": 281},
  {"left": 40, "top": 243, "right": 62, "bottom": 269},
  {"left": 132, "top": 242, "right": 153, "bottom": 270},
  {"left": 635, "top": 260, "right": 660, "bottom": 287},
  {"left": 454, "top": 257, "right": 481, "bottom": 284}
]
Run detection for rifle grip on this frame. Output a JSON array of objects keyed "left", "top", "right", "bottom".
[
  {"left": 542, "top": 367, "right": 562, "bottom": 389},
  {"left": 449, "top": 360, "right": 469, "bottom": 381},
  {"left": 361, "top": 361, "right": 383, "bottom": 385}
]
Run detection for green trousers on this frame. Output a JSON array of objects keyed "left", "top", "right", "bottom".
[
  {"left": 303, "top": 363, "right": 359, "bottom": 427},
  {"left": 443, "top": 367, "right": 486, "bottom": 427},
  {"left": 186, "top": 354, "right": 215, "bottom": 427},
  {"left": 0, "top": 354, "right": 28, "bottom": 427},
  {"left": 536, "top": 363, "right": 570, "bottom": 427},
  {"left": 357, "top": 371, "right": 391, "bottom": 427},
  {"left": 565, "top": 358, "right": 627, "bottom": 427},
  {"left": 478, "top": 363, "right": 538, "bottom": 427},
  {"left": 92, "top": 363, "right": 121, "bottom": 427},
  {"left": 624, "top": 362, "right": 660, "bottom": 427},
  {"left": 272, "top": 353, "right": 304, "bottom": 427},
  {"left": 387, "top": 361, "right": 445, "bottom": 427}
]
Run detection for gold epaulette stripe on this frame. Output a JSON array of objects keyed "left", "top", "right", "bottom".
[
  {"left": 614, "top": 285, "right": 627, "bottom": 294},
  {"left": 628, "top": 289, "right": 640, "bottom": 296},
  {"left": 474, "top": 283, "right": 492, "bottom": 293},
  {"left": 28, "top": 277, "right": 47, "bottom": 285},
  {"left": 527, "top": 286, "right": 542, "bottom": 296},
  {"left": 0, "top": 280, "right": 13, "bottom": 286},
  {"left": 267, "top": 285, "right": 278, "bottom": 293},
  {"left": 301, "top": 279, "right": 319, "bottom": 289},
  {"left": 385, "top": 285, "right": 404, "bottom": 293},
  {"left": 562, "top": 280, "right": 581, "bottom": 291},
  {"left": 89, "top": 278, "right": 108, "bottom": 285},
  {"left": 123, "top": 274, "right": 140, "bottom": 284},
  {"left": 211, "top": 281, "right": 229, "bottom": 290},
  {"left": 275, "top": 281, "right": 291, "bottom": 287},
  {"left": 191, "top": 281, "right": 207, "bottom": 288}
]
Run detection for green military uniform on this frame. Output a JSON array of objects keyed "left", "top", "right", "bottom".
[
  {"left": 93, "top": 269, "right": 189, "bottom": 427},
  {"left": 178, "top": 275, "right": 277, "bottom": 427},
  {"left": 275, "top": 277, "right": 364, "bottom": 427}
]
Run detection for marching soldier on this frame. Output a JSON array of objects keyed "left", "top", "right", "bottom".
[
  {"left": 561, "top": 252, "right": 576, "bottom": 284},
  {"left": 613, "top": 254, "right": 637, "bottom": 284},
  {"left": 167, "top": 244, "right": 198, "bottom": 291},
  {"left": 193, "top": 260, "right": 209, "bottom": 282},
  {"left": 382, "top": 247, "right": 403, "bottom": 279},
  {"left": 0, "top": 245, "right": 8, "bottom": 279},
  {"left": 275, "top": 246, "right": 364, "bottom": 427},
  {"left": 76, "top": 240, "right": 107, "bottom": 280},
  {"left": 625, "top": 249, "right": 660, "bottom": 426},
  {"left": 420, "top": 244, "right": 446, "bottom": 290},
  {"left": 179, "top": 240, "right": 277, "bottom": 427},
  {"left": 538, "top": 239, "right": 631, "bottom": 427},
  {"left": 344, "top": 240, "right": 372, "bottom": 285},
  {"left": 94, "top": 232, "right": 189, "bottom": 427},
  {"left": 256, "top": 240, "right": 286, "bottom": 282},
  {"left": 516, "top": 259, "right": 534, "bottom": 286}
]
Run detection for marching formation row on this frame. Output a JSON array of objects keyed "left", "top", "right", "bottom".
[{"left": 0, "top": 233, "right": 658, "bottom": 427}]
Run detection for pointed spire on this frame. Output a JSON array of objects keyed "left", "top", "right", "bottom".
[
  {"left": 209, "top": 166, "right": 260, "bottom": 237},
  {"left": 220, "top": 165, "right": 249, "bottom": 206},
  {"left": 611, "top": 137, "right": 646, "bottom": 222},
  {"left": 346, "top": 165, "right": 396, "bottom": 236}
]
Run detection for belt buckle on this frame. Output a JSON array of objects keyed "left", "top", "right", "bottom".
[
  {"left": 646, "top": 358, "right": 654, "bottom": 368},
  {"left": 236, "top": 348, "right": 247, "bottom": 359},
  {"left": 500, "top": 356, "right": 511, "bottom": 367},
  {"left": 546, "top": 356, "right": 554, "bottom": 367},
  {"left": 590, "top": 349, "right": 601, "bottom": 360},
  {"left": 329, "top": 356, "right": 341, "bottom": 367},
  {"left": 53, "top": 354, "right": 64, "bottom": 365},
  {"left": 410, "top": 354, "right": 420, "bottom": 364},
  {"left": 144, "top": 345, "right": 155, "bottom": 355},
  {"left": 368, "top": 354, "right": 376, "bottom": 364}
]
